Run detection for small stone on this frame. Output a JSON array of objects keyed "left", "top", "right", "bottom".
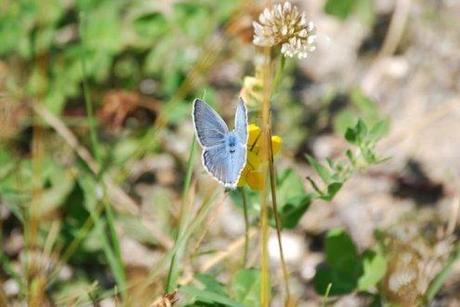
[
  {"left": 3, "top": 279, "right": 19, "bottom": 296},
  {"left": 268, "top": 232, "right": 305, "bottom": 264}
]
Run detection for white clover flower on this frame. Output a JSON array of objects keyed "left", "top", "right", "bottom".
[{"left": 252, "top": 2, "right": 316, "bottom": 59}]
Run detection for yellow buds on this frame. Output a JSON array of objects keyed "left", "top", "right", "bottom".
[{"left": 238, "top": 124, "right": 283, "bottom": 190}]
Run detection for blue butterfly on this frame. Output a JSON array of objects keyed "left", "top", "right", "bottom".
[{"left": 192, "top": 98, "right": 248, "bottom": 189}]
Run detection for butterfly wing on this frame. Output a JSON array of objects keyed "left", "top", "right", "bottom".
[
  {"left": 202, "top": 137, "right": 246, "bottom": 188},
  {"left": 192, "top": 99, "right": 228, "bottom": 147},
  {"left": 234, "top": 97, "right": 248, "bottom": 145}
]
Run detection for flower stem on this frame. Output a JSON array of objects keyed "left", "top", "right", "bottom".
[
  {"left": 272, "top": 56, "right": 286, "bottom": 93},
  {"left": 240, "top": 188, "right": 250, "bottom": 267},
  {"left": 259, "top": 46, "right": 272, "bottom": 307},
  {"left": 267, "top": 124, "right": 292, "bottom": 305}
]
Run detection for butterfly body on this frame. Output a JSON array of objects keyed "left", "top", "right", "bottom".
[
  {"left": 192, "top": 98, "right": 248, "bottom": 189},
  {"left": 225, "top": 132, "right": 239, "bottom": 153}
]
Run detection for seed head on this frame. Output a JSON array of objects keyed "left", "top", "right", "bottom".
[{"left": 252, "top": 2, "right": 316, "bottom": 59}]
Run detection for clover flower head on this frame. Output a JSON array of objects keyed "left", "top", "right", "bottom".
[{"left": 252, "top": 2, "right": 316, "bottom": 59}]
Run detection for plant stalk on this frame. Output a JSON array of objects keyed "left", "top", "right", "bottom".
[
  {"left": 240, "top": 188, "right": 250, "bottom": 267},
  {"left": 259, "top": 46, "right": 272, "bottom": 307},
  {"left": 267, "top": 125, "right": 292, "bottom": 305}
]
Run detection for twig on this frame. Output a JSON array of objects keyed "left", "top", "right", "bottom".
[{"left": 378, "top": 0, "right": 411, "bottom": 58}]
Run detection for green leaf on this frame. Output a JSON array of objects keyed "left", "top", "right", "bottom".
[
  {"left": 229, "top": 187, "right": 260, "bottom": 217},
  {"left": 314, "top": 228, "right": 363, "bottom": 295},
  {"left": 231, "top": 269, "right": 261, "bottom": 307},
  {"left": 82, "top": 2, "right": 124, "bottom": 54},
  {"left": 277, "top": 169, "right": 305, "bottom": 201},
  {"left": 278, "top": 195, "right": 312, "bottom": 229},
  {"left": 276, "top": 169, "right": 311, "bottom": 229},
  {"left": 321, "top": 182, "right": 343, "bottom": 201},
  {"left": 357, "top": 248, "right": 387, "bottom": 291},
  {"left": 314, "top": 264, "right": 357, "bottom": 295},
  {"left": 334, "top": 109, "right": 358, "bottom": 136},
  {"left": 181, "top": 285, "right": 244, "bottom": 307},
  {"left": 356, "top": 119, "right": 368, "bottom": 142},
  {"left": 324, "top": 0, "right": 355, "bottom": 20},
  {"left": 345, "top": 127, "right": 357, "bottom": 144},
  {"left": 196, "top": 274, "right": 228, "bottom": 297},
  {"left": 368, "top": 119, "right": 389, "bottom": 141},
  {"left": 350, "top": 89, "right": 379, "bottom": 119},
  {"left": 325, "top": 228, "right": 359, "bottom": 270},
  {"left": 306, "top": 155, "right": 332, "bottom": 184},
  {"left": 133, "top": 13, "right": 168, "bottom": 46}
]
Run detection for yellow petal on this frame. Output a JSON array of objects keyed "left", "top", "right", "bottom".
[
  {"left": 247, "top": 170, "right": 265, "bottom": 191},
  {"left": 247, "top": 151, "right": 261, "bottom": 169},
  {"left": 248, "top": 124, "right": 261, "bottom": 148},
  {"left": 237, "top": 168, "right": 248, "bottom": 187},
  {"left": 271, "top": 135, "right": 282, "bottom": 155}
]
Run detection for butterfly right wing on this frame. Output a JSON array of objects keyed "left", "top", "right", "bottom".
[
  {"left": 234, "top": 97, "right": 248, "bottom": 146},
  {"left": 192, "top": 99, "right": 228, "bottom": 147}
]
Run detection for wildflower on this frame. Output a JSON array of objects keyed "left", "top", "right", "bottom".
[
  {"left": 238, "top": 124, "right": 282, "bottom": 190},
  {"left": 252, "top": 2, "right": 316, "bottom": 59}
]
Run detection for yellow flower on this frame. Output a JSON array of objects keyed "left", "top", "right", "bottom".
[{"left": 238, "top": 124, "right": 282, "bottom": 190}]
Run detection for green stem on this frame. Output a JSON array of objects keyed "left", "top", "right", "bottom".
[
  {"left": 425, "top": 242, "right": 460, "bottom": 302},
  {"left": 267, "top": 125, "right": 291, "bottom": 303},
  {"left": 322, "top": 283, "right": 332, "bottom": 307},
  {"left": 272, "top": 56, "right": 286, "bottom": 94},
  {"left": 165, "top": 138, "right": 196, "bottom": 293},
  {"left": 240, "top": 188, "right": 250, "bottom": 267}
]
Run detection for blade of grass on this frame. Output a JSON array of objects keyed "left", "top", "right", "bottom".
[
  {"left": 79, "top": 12, "right": 100, "bottom": 165},
  {"left": 94, "top": 215, "right": 125, "bottom": 297},
  {"left": 322, "top": 283, "right": 332, "bottom": 307},
  {"left": 79, "top": 11, "right": 126, "bottom": 299},
  {"left": 141, "top": 189, "right": 220, "bottom": 301},
  {"left": 47, "top": 200, "right": 105, "bottom": 287},
  {"left": 425, "top": 242, "right": 460, "bottom": 302},
  {"left": 165, "top": 138, "right": 196, "bottom": 293}
]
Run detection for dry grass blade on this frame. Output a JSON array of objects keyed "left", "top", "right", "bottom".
[{"left": 32, "top": 103, "right": 136, "bottom": 213}]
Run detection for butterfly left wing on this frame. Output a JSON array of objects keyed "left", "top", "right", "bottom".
[
  {"left": 202, "top": 135, "right": 246, "bottom": 188},
  {"left": 192, "top": 98, "right": 228, "bottom": 147}
]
